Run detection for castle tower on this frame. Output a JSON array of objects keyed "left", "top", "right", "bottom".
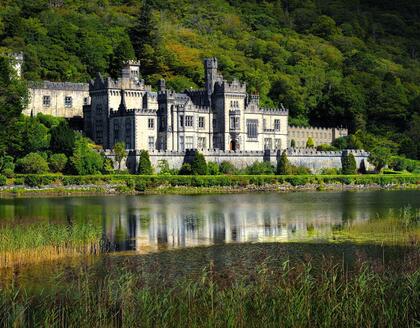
[
  {"left": 204, "top": 58, "right": 219, "bottom": 98},
  {"left": 121, "top": 60, "right": 141, "bottom": 82}
]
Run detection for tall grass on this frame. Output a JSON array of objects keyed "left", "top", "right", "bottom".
[
  {"left": 0, "top": 260, "right": 418, "bottom": 327},
  {"left": 0, "top": 223, "right": 102, "bottom": 268}
]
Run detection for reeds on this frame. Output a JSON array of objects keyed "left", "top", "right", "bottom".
[
  {"left": 0, "top": 223, "right": 102, "bottom": 268},
  {"left": 0, "top": 260, "right": 418, "bottom": 327}
]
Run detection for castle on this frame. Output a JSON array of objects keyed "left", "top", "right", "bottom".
[{"left": 83, "top": 58, "right": 288, "bottom": 152}]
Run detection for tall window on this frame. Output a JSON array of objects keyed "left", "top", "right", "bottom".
[
  {"left": 264, "top": 138, "right": 272, "bottom": 150},
  {"left": 246, "top": 120, "right": 258, "bottom": 139},
  {"left": 185, "top": 136, "right": 194, "bottom": 149},
  {"left": 185, "top": 116, "right": 193, "bottom": 127},
  {"left": 114, "top": 121, "right": 120, "bottom": 142},
  {"left": 179, "top": 136, "right": 184, "bottom": 151},
  {"left": 179, "top": 115, "right": 184, "bottom": 128},
  {"left": 83, "top": 97, "right": 89, "bottom": 105},
  {"left": 43, "top": 96, "right": 51, "bottom": 107},
  {"left": 198, "top": 137, "right": 206, "bottom": 149},
  {"left": 274, "top": 119, "right": 281, "bottom": 131},
  {"left": 148, "top": 136, "right": 155, "bottom": 150},
  {"left": 275, "top": 139, "right": 281, "bottom": 150},
  {"left": 148, "top": 118, "right": 154, "bottom": 129},
  {"left": 230, "top": 117, "right": 240, "bottom": 130},
  {"left": 125, "top": 121, "right": 131, "bottom": 149},
  {"left": 198, "top": 117, "right": 205, "bottom": 129},
  {"left": 64, "top": 96, "right": 72, "bottom": 108}
]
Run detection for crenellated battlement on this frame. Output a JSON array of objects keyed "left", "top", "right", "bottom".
[{"left": 29, "top": 81, "right": 89, "bottom": 91}]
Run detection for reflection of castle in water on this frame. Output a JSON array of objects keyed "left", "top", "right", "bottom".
[{"left": 104, "top": 195, "right": 371, "bottom": 252}]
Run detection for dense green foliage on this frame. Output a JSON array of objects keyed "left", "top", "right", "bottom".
[
  {"left": 70, "top": 137, "right": 104, "bottom": 175},
  {"left": 48, "top": 153, "right": 68, "bottom": 173},
  {"left": 1, "top": 0, "right": 419, "bottom": 159},
  {"left": 113, "top": 141, "right": 127, "bottom": 170},
  {"left": 137, "top": 150, "right": 152, "bottom": 175},
  {"left": 16, "top": 152, "right": 49, "bottom": 174}
]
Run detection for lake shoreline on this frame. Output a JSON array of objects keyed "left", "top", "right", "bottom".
[{"left": 0, "top": 181, "right": 418, "bottom": 197}]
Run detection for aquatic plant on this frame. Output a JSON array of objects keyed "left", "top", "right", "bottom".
[
  {"left": 0, "top": 260, "right": 418, "bottom": 327},
  {"left": 0, "top": 223, "right": 102, "bottom": 268}
]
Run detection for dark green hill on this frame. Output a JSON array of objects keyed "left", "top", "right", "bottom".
[{"left": 1, "top": 0, "right": 419, "bottom": 158}]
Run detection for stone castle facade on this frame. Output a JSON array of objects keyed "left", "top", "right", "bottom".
[{"left": 83, "top": 58, "right": 289, "bottom": 152}]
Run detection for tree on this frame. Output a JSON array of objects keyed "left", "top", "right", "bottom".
[
  {"left": 16, "top": 152, "right": 49, "bottom": 174},
  {"left": 207, "top": 162, "right": 220, "bottom": 175},
  {"left": 48, "top": 153, "right": 68, "bottom": 173},
  {"left": 306, "top": 137, "right": 315, "bottom": 148},
  {"left": 0, "top": 55, "right": 28, "bottom": 155},
  {"left": 290, "top": 139, "right": 296, "bottom": 148},
  {"left": 369, "top": 146, "right": 392, "bottom": 172},
  {"left": 219, "top": 161, "right": 236, "bottom": 175},
  {"left": 341, "top": 152, "right": 357, "bottom": 175},
  {"left": 137, "top": 150, "right": 152, "bottom": 175},
  {"left": 70, "top": 137, "right": 104, "bottom": 175},
  {"left": 277, "top": 150, "right": 291, "bottom": 175},
  {"left": 190, "top": 151, "right": 207, "bottom": 175},
  {"left": 50, "top": 121, "right": 76, "bottom": 156},
  {"left": 113, "top": 141, "right": 127, "bottom": 171}
]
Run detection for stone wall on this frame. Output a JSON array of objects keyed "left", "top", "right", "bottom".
[{"left": 104, "top": 149, "right": 370, "bottom": 174}]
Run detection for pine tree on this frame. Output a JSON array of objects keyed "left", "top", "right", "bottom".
[
  {"left": 290, "top": 139, "right": 296, "bottom": 148},
  {"left": 277, "top": 150, "right": 291, "bottom": 175},
  {"left": 190, "top": 151, "right": 207, "bottom": 175},
  {"left": 137, "top": 150, "right": 152, "bottom": 175}
]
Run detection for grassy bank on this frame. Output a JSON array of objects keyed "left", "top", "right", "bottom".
[
  {"left": 0, "top": 260, "right": 418, "bottom": 327},
  {"left": 0, "top": 174, "right": 418, "bottom": 196},
  {"left": 0, "top": 223, "right": 102, "bottom": 268}
]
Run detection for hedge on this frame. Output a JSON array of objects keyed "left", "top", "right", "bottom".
[{"left": 10, "top": 174, "right": 420, "bottom": 190}]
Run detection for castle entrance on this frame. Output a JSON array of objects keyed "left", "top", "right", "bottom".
[{"left": 230, "top": 140, "right": 238, "bottom": 151}]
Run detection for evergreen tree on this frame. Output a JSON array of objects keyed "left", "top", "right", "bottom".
[
  {"left": 276, "top": 150, "right": 291, "bottom": 175},
  {"left": 290, "top": 139, "right": 296, "bottom": 148},
  {"left": 50, "top": 121, "right": 76, "bottom": 156},
  {"left": 190, "top": 151, "right": 208, "bottom": 175},
  {"left": 341, "top": 152, "right": 357, "bottom": 174},
  {"left": 137, "top": 150, "right": 152, "bottom": 175},
  {"left": 113, "top": 141, "right": 127, "bottom": 171},
  {"left": 70, "top": 137, "right": 104, "bottom": 175}
]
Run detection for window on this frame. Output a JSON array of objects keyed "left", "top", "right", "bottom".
[
  {"left": 114, "top": 121, "right": 120, "bottom": 142},
  {"left": 179, "top": 115, "right": 184, "bottom": 128},
  {"left": 186, "top": 136, "right": 194, "bottom": 149},
  {"left": 198, "top": 137, "right": 206, "bottom": 149},
  {"left": 185, "top": 116, "right": 193, "bottom": 127},
  {"left": 264, "top": 138, "right": 272, "bottom": 150},
  {"left": 230, "top": 116, "right": 240, "bottom": 130},
  {"left": 198, "top": 117, "right": 205, "bottom": 129},
  {"left": 275, "top": 139, "right": 281, "bottom": 150},
  {"left": 179, "top": 136, "right": 184, "bottom": 151},
  {"left": 83, "top": 97, "right": 89, "bottom": 105},
  {"left": 64, "top": 96, "right": 72, "bottom": 108},
  {"left": 148, "top": 118, "right": 154, "bottom": 129},
  {"left": 274, "top": 119, "right": 281, "bottom": 131},
  {"left": 246, "top": 119, "right": 258, "bottom": 139},
  {"left": 148, "top": 136, "right": 155, "bottom": 150},
  {"left": 43, "top": 96, "right": 51, "bottom": 107}
]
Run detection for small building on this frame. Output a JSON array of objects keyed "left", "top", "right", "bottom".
[{"left": 288, "top": 126, "right": 348, "bottom": 148}]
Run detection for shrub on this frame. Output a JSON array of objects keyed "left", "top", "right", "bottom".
[
  {"left": 16, "top": 153, "right": 49, "bottom": 174},
  {"left": 0, "top": 175, "right": 6, "bottom": 186},
  {"left": 179, "top": 163, "right": 192, "bottom": 175},
  {"left": 207, "top": 162, "right": 220, "bottom": 175},
  {"left": 290, "top": 139, "right": 296, "bottom": 148},
  {"left": 276, "top": 151, "right": 291, "bottom": 175},
  {"left": 24, "top": 175, "right": 53, "bottom": 187},
  {"left": 102, "top": 157, "right": 114, "bottom": 175},
  {"left": 113, "top": 141, "right": 127, "bottom": 170},
  {"left": 290, "top": 165, "right": 312, "bottom": 175},
  {"left": 0, "top": 155, "right": 15, "bottom": 176},
  {"left": 2, "top": 168, "right": 14, "bottom": 178},
  {"left": 190, "top": 151, "right": 208, "bottom": 175},
  {"left": 316, "top": 144, "right": 337, "bottom": 151},
  {"left": 157, "top": 160, "right": 171, "bottom": 175},
  {"left": 137, "top": 150, "right": 153, "bottom": 175},
  {"left": 49, "top": 153, "right": 68, "bottom": 173},
  {"left": 320, "top": 168, "right": 339, "bottom": 175},
  {"left": 13, "top": 177, "right": 24, "bottom": 185},
  {"left": 219, "top": 161, "right": 236, "bottom": 175},
  {"left": 246, "top": 161, "right": 274, "bottom": 175},
  {"left": 134, "top": 179, "right": 147, "bottom": 192},
  {"left": 50, "top": 121, "right": 76, "bottom": 156},
  {"left": 341, "top": 153, "right": 357, "bottom": 175},
  {"left": 306, "top": 137, "right": 315, "bottom": 148},
  {"left": 70, "top": 137, "right": 104, "bottom": 175}
]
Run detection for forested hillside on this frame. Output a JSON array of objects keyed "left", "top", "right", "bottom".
[{"left": 0, "top": 0, "right": 419, "bottom": 159}]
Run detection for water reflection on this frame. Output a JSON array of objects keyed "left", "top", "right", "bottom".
[{"left": 0, "top": 191, "right": 418, "bottom": 252}]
